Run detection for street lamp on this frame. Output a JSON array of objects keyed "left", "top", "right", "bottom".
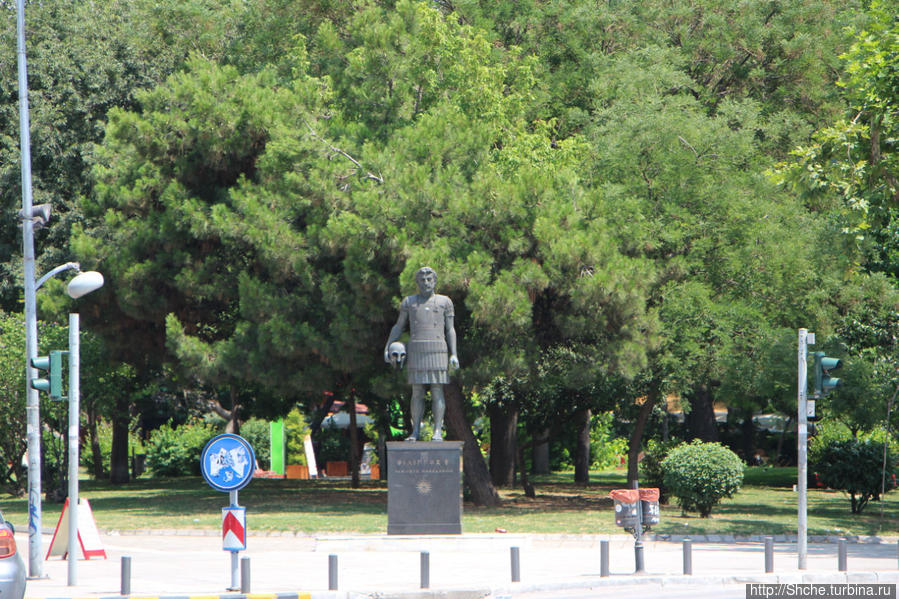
[{"left": 64, "top": 269, "right": 103, "bottom": 586}]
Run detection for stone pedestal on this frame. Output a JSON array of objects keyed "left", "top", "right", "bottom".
[{"left": 386, "top": 441, "right": 462, "bottom": 535}]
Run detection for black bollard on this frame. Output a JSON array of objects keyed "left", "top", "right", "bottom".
[
  {"left": 683, "top": 539, "right": 692, "bottom": 575},
  {"left": 420, "top": 551, "right": 430, "bottom": 589},
  {"left": 600, "top": 540, "right": 610, "bottom": 577},
  {"left": 765, "top": 537, "right": 774, "bottom": 573},
  {"left": 120, "top": 556, "right": 131, "bottom": 596},
  {"left": 328, "top": 554, "right": 338, "bottom": 590},
  {"left": 240, "top": 557, "right": 250, "bottom": 593},
  {"left": 838, "top": 539, "right": 848, "bottom": 572},
  {"left": 511, "top": 546, "right": 521, "bottom": 582}
]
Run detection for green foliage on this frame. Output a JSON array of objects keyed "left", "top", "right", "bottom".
[
  {"left": 240, "top": 418, "right": 271, "bottom": 470},
  {"left": 285, "top": 408, "right": 310, "bottom": 465},
  {"left": 145, "top": 420, "right": 217, "bottom": 477},
  {"left": 314, "top": 423, "right": 349, "bottom": 465},
  {"left": 640, "top": 439, "right": 680, "bottom": 504},
  {"left": 589, "top": 412, "right": 628, "bottom": 469},
  {"left": 810, "top": 437, "right": 896, "bottom": 514},
  {"left": 661, "top": 440, "right": 745, "bottom": 517}
]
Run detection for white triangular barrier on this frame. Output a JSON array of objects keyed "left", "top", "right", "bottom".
[{"left": 46, "top": 497, "right": 107, "bottom": 560}]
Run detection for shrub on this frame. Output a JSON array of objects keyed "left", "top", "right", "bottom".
[
  {"left": 285, "top": 408, "right": 310, "bottom": 465},
  {"left": 661, "top": 440, "right": 744, "bottom": 517},
  {"left": 809, "top": 437, "right": 895, "bottom": 514},
  {"left": 640, "top": 439, "right": 680, "bottom": 504},
  {"left": 146, "top": 420, "right": 216, "bottom": 477},
  {"left": 240, "top": 418, "right": 271, "bottom": 470},
  {"left": 590, "top": 411, "right": 629, "bottom": 469}
]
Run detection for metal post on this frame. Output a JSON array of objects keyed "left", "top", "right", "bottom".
[
  {"left": 67, "top": 314, "right": 80, "bottom": 586},
  {"left": 16, "top": 0, "right": 41, "bottom": 578},
  {"left": 120, "top": 556, "right": 131, "bottom": 595},
  {"left": 600, "top": 540, "right": 609, "bottom": 577},
  {"left": 683, "top": 539, "right": 692, "bottom": 575},
  {"left": 328, "top": 555, "right": 338, "bottom": 590},
  {"left": 630, "top": 480, "right": 645, "bottom": 574},
  {"left": 240, "top": 557, "right": 250, "bottom": 593},
  {"left": 838, "top": 539, "right": 848, "bottom": 572},
  {"left": 228, "top": 490, "right": 239, "bottom": 591},
  {"left": 798, "top": 328, "right": 809, "bottom": 569},
  {"left": 510, "top": 546, "right": 521, "bottom": 582},
  {"left": 420, "top": 551, "right": 429, "bottom": 589},
  {"left": 765, "top": 537, "right": 774, "bottom": 573}
]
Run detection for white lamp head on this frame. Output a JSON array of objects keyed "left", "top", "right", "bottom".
[{"left": 67, "top": 271, "right": 104, "bottom": 299}]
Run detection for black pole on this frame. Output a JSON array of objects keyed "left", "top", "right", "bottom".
[
  {"left": 600, "top": 540, "right": 610, "bottom": 577},
  {"left": 120, "top": 556, "right": 131, "bottom": 596},
  {"left": 683, "top": 539, "right": 692, "bottom": 575},
  {"left": 420, "top": 551, "right": 430, "bottom": 589},
  {"left": 630, "top": 480, "right": 645, "bottom": 574},
  {"left": 328, "top": 554, "right": 338, "bottom": 590},
  {"left": 511, "top": 546, "right": 521, "bottom": 582}
]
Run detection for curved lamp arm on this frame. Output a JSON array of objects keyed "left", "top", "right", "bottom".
[{"left": 35, "top": 262, "right": 80, "bottom": 290}]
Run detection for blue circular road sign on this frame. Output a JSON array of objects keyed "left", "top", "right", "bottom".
[{"left": 200, "top": 434, "right": 256, "bottom": 492}]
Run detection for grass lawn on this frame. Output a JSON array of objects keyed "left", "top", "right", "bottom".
[{"left": 0, "top": 467, "right": 896, "bottom": 537}]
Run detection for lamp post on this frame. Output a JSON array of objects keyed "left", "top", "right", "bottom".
[{"left": 65, "top": 271, "right": 103, "bottom": 586}]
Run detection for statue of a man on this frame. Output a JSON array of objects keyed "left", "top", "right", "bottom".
[{"left": 384, "top": 267, "right": 459, "bottom": 441}]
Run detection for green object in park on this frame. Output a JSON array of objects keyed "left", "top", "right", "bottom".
[
  {"left": 31, "top": 350, "right": 66, "bottom": 399},
  {"left": 812, "top": 351, "right": 842, "bottom": 396},
  {"left": 270, "top": 419, "right": 285, "bottom": 475}
]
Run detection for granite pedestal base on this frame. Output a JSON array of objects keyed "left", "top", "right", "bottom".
[{"left": 386, "top": 441, "right": 462, "bottom": 535}]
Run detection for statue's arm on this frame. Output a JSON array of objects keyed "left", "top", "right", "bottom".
[{"left": 446, "top": 312, "right": 459, "bottom": 369}]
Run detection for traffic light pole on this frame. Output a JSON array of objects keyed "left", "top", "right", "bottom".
[
  {"left": 797, "top": 328, "right": 810, "bottom": 569},
  {"left": 16, "top": 0, "right": 43, "bottom": 578}
]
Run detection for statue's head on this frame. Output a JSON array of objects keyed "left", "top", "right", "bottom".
[{"left": 416, "top": 267, "right": 437, "bottom": 294}]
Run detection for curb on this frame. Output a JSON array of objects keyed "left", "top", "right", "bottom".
[{"left": 27, "top": 571, "right": 899, "bottom": 599}]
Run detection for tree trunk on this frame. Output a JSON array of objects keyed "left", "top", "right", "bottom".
[
  {"left": 627, "top": 387, "right": 659, "bottom": 487},
  {"left": 532, "top": 428, "right": 550, "bottom": 475},
  {"left": 110, "top": 397, "right": 130, "bottom": 484},
  {"left": 488, "top": 401, "right": 518, "bottom": 487},
  {"left": 741, "top": 407, "right": 755, "bottom": 463},
  {"left": 88, "top": 403, "right": 104, "bottom": 478},
  {"left": 444, "top": 382, "right": 501, "bottom": 506},
  {"left": 687, "top": 384, "right": 718, "bottom": 442},
  {"left": 348, "top": 393, "right": 360, "bottom": 488},
  {"left": 226, "top": 387, "right": 240, "bottom": 435},
  {"left": 574, "top": 407, "right": 591, "bottom": 484}
]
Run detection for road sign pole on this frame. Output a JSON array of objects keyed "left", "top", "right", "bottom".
[{"left": 229, "top": 490, "right": 239, "bottom": 591}]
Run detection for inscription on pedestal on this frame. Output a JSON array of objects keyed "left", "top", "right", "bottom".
[{"left": 387, "top": 441, "right": 462, "bottom": 535}]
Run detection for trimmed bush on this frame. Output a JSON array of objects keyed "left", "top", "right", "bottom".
[
  {"left": 661, "top": 440, "right": 744, "bottom": 517},
  {"left": 146, "top": 420, "right": 216, "bottom": 477},
  {"left": 810, "top": 437, "right": 895, "bottom": 514}
]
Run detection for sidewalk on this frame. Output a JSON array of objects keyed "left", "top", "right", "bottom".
[{"left": 20, "top": 530, "right": 899, "bottom": 599}]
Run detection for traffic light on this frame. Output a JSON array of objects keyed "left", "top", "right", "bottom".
[
  {"left": 812, "top": 351, "right": 842, "bottom": 397},
  {"left": 31, "top": 350, "right": 65, "bottom": 399}
]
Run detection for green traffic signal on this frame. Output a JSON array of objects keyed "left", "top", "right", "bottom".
[
  {"left": 30, "top": 350, "right": 65, "bottom": 399},
  {"left": 812, "top": 351, "right": 842, "bottom": 396}
]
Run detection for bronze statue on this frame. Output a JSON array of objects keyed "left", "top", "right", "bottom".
[{"left": 384, "top": 267, "right": 459, "bottom": 441}]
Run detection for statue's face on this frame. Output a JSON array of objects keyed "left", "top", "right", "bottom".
[{"left": 417, "top": 271, "right": 436, "bottom": 294}]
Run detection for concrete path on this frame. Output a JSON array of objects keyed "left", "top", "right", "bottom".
[{"left": 19, "top": 531, "right": 899, "bottom": 599}]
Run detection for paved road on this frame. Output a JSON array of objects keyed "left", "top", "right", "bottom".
[{"left": 18, "top": 531, "right": 899, "bottom": 599}]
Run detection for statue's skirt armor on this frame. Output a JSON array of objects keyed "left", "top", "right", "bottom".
[{"left": 407, "top": 340, "right": 449, "bottom": 384}]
